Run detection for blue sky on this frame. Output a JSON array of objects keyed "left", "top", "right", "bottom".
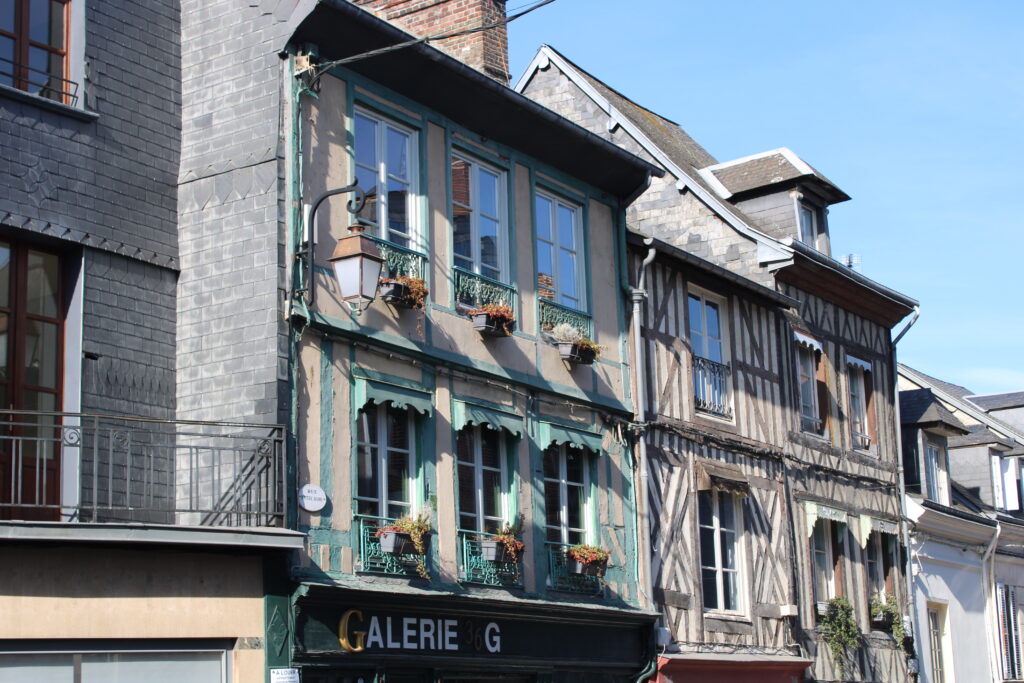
[{"left": 507, "top": 0, "right": 1024, "bottom": 395}]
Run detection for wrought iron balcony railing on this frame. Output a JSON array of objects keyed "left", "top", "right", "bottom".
[
  {"left": 458, "top": 530, "right": 523, "bottom": 588},
  {"left": 453, "top": 266, "right": 516, "bottom": 311},
  {"left": 539, "top": 299, "right": 592, "bottom": 338},
  {"left": 355, "top": 514, "right": 424, "bottom": 576},
  {"left": 693, "top": 356, "right": 733, "bottom": 419},
  {"left": 546, "top": 542, "right": 603, "bottom": 595},
  {"left": 0, "top": 56, "right": 79, "bottom": 106},
  {"left": 367, "top": 235, "right": 427, "bottom": 280},
  {"left": 0, "top": 410, "right": 284, "bottom": 527}
]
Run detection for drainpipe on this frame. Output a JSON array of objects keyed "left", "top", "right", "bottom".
[
  {"left": 632, "top": 237, "right": 657, "bottom": 609},
  {"left": 891, "top": 305, "right": 920, "bottom": 677},
  {"left": 983, "top": 522, "right": 1002, "bottom": 683}
]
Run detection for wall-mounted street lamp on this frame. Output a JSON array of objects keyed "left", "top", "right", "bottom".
[
  {"left": 298, "top": 182, "right": 383, "bottom": 315},
  {"left": 328, "top": 223, "right": 384, "bottom": 314}
]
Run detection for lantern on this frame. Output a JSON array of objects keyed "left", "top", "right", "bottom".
[{"left": 328, "top": 225, "right": 384, "bottom": 313}]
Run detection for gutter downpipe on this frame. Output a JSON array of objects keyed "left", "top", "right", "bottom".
[
  {"left": 629, "top": 237, "right": 657, "bottom": 683},
  {"left": 891, "top": 305, "right": 920, "bottom": 679},
  {"left": 983, "top": 521, "right": 1002, "bottom": 683},
  {"left": 632, "top": 238, "right": 657, "bottom": 607}
]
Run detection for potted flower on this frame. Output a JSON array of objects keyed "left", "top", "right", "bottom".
[
  {"left": 566, "top": 544, "right": 611, "bottom": 577},
  {"left": 870, "top": 593, "right": 906, "bottom": 646},
  {"left": 549, "top": 323, "right": 603, "bottom": 365},
  {"left": 819, "top": 596, "right": 861, "bottom": 679},
  {"left": 375, "top": 512, "right": 432, "bottom": 579},
  {"left": 468, "top": 303, "right": 516, "bottom": 337},
  {"left": 479, "top": 518, "right": 526, "bottom": 563},
  {"left": 379, "top": 275, "right": 429, "bottom": 310}
]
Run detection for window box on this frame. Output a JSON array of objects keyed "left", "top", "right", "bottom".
[
  {"left": 378, "top": 530, "right": 430, "bottom": 556},
  {"left": 379, "top": 277, "right": 428, "bottom": 310},
  {"left": 558, "top": 341, "right": 596, "bottom": 365},
  {"left": 568, "top": 557, "right": 608, "bottom": 577},
  {"left": 480, "top": 539, "right": 522, "bottom": 563},
  {"left": 871, "top": 612, "right": 894, "bottom": 631},
  {"left": 471, "top": 310, "right": 515, "bottom": 337}
]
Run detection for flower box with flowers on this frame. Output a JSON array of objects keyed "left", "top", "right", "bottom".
[
  {"left": 480, "top": 535, "right": 526, "bottom": 564},
  {"left": 379, "top": 276, "right": 428, "bottom": 310},
  {"left": 469, "top": 303, "right": 516, "bottom": 337},
  {"left": 549, "top": 323, "right": 603, "bottom": 365},
  {"left": 374, "top": 513, "right": 432, "bottom": 579},
  {"left": 566, "top": 544, "right": 610, "bottom": 577}
]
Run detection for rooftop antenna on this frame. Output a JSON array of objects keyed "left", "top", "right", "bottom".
[{"left": 842, "top": 253, "right": 860, "bottom": 270}]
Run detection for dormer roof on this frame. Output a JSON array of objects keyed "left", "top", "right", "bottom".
[
  {"left": 699, "top": 148, "right": 851, "bottom": 204},
  {"left": 900, "top": 388, "right": 969, "bottom": 435}
]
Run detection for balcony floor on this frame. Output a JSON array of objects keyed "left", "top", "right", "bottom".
[{"left": 0, "top": 520, "right": 306, "bottom": 549}]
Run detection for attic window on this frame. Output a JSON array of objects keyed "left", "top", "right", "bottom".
[{"left": 798, "top": 204, "right": 820, "bottom": 247}]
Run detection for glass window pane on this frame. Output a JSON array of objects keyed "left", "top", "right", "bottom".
[
  {"left": 567, "top": 483, "right": 583, "bottom": 529},
  {"left": 558, "top": 249, "right": 577, "bottom": 301},
  {"left": 480, "top": 217, "right": 499, "bottom": 269},
  {"left": 0, "top": 653, "right": 74, "bottom": 683},
  {"left": 453, "top": 207, "right": 472, "bottom": 262},
  {"left": 386, "top": 407, "right": 408, "bottom": 450},
  {"left": 0, "top": 0, "right": 11, "bottom": 33},
  {"left": 356, "top": 444, "right": 378, "bottom": 501},
  {"left": 26, "top": 252, "right": 58, "bottom": 319},
  {"left": 357, "top": 406, "right": 377, "bottom": 443},
  {"left": 355, "top": 164, "right": 379, "bottom": 228},
  {"left": 723, "top": 571, "right": 738, "bottom": 610},
  {"left": 557, "top": 205, "right": 575, "bottom": 249},
  {"left": 46, "top": 0, "right": 65, "bottom": 49},
  {"left": 456, "top": 430, "right": 474, "bottom": 463},
  {"left": 451, "top": 157, "right": 470, "bottom": 206},
  {"left": 458, "top": 462, "right": 477, "bottom": 519},
  {"left": 688, "top": 295, "right": 704, "bottom": 335},
  {"left": 386, "top": 127, "right": 409, "bottom": 180},
  {"left": 81, "top": 651, "right": 225, "bottom": 682},
  {"left": 546, "top": 527, "right": 561, "bottom": 543},
  {"left": 720, "top": 530, "right": 736, "bottom": 569},
  {"left": 543, "top": 481, "right": 560, "bottom": 527},
  {"left": 24, "top": 319, "right": 58, "bottom": 388},
  {"left": 387, "top": 449, "right": 409, "bottom": 504},
  {"left": 698, "top": 490, "right": 713, "bottom": 525},
  {"left": 718, "top": 495, "right": 735, "bottom": 530},
  {"left": 699, "top": 526, "right": 715, "bottom": 566},
  {"left": 0, "top": 312, "right": 7, "bottom": 380},
  {"left": 0, "top": 37, "right": 12, "bottom": 88},
  {"left": 535, "top": 196, "right": 552, "bottom": 240},
  {"left": 29, "top": 0, "right": 50, "bottom": 44},
  {"left": 354, "top": 114, "right": 377, "bottom": 167},
  {"left": 26, "top": 45, "right": 50, "bottom": 93},
  {"left": 702, "top": 568, "right": 718, "bottom": 610},
  {"left": 543, "top": 446, "right": 558, "bottom": 479},
  {"left": 480, "top": 428, "right": 501, "bottom": 469},
  {"left": 386, "top": 178, "right": 409, "bottom": 241},
  {"left": 565, "top": 446, "right": 584, "bottom": 483},
  {"left": 536, "top": 243, "right": 554, "bottom": 301},
  {"left": 705, "top": 302, "right": 720, "bottom": 339},
  {"left": 479, "top": 169, "right": 498, "bottom": 217},
  {"left": 482, "top": 469, "right": 501, "bottom": 519}
]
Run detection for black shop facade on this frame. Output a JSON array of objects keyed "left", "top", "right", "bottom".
[{"left": 291, "top": 585, "right": 658, "bottom": 682}]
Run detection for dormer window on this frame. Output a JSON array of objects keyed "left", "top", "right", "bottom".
[
  {"left": 924, "top": 436, "right": 950, "bottom": 506},
  {"left": 799, "top": 204, "right": 820, "bottom": 248}
]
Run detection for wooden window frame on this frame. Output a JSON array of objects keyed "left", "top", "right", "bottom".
[
  {"left": 455, "top": 424, "right": 510, "bottom": 534},
  {"left": 797, "top": 344, "right": 829, "bottom": 437},
  {"left": 846, "top": 356, "right": 877, "bottom": 451},
  {"left": 698, "top": 488, "right": 745, "bottom": 614},
  {"left": 812, "top": 518, "right": 846, "bottom": 611},
  {"left": 352, "top": 106, "right": 420, "bottom": 248},
  {"left": 865, "top": 530, "right": 896, "bottom": 600},
  {"left": 354, "top": 403, "right": 416, "bottom": 520},
  {"left": 0, "top": 0, "right": 71, "bottom": 103},
  {"left": 450, "top": 151, "right": 508, "bottom": 284},
  {"left": 534, "top": 189, "right": 585, "bottom": 312},
  {"left": 542, "top": 443, "right": 590, "bottom": 546}
]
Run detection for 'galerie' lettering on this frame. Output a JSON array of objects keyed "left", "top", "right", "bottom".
[{"left": 338, "top": 609, "right": 500, "bottom": 654}]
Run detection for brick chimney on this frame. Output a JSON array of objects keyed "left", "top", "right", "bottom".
[{"left": 354, "top": 0, "right": 510, "bottom": 84}]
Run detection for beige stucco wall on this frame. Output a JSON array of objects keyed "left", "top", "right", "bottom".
[{"left": 0, "top": 546, "right": 266, "bottom": 681}]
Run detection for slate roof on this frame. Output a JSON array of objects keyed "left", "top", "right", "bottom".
[
  {"left": 900, "top": 388, "right": 969, "bottom": 433},
  {"left": 900, "top": 364, "right": 974, "bottom": 399},
  {"left": 703, "top": 149, "right": 850, "bottom": 202},
  {"left": 949, "top": 423, "right": 1015, "bottom": 450},
  {"left": 967, "top": 391, "right": 1024, "bottom": 411}
]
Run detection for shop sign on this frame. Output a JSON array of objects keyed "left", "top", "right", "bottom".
[
  {"left": 296, "top": 600, "right": 646, "bottom": 666},
  {"left": 270, "top": 669, "right": 300, "bottom": 683}
]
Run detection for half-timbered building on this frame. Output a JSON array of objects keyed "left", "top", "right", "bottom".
[{"left": 518, "top": 46, "right": 919, "bottom": 682}]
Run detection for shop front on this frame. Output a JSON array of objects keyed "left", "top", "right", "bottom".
[{"left": 291, "top": 586, "right": 657, "bottom": 682}]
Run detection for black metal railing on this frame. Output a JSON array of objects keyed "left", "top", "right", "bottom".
[
  {"left": 0, "top": 56, "right": 79, "bottom": 105},
  {"left": 0, "top": 410, "right": 284, "bottom": 527},
  {"left": 693, "top": 356, "right": 732, "bottom": 419}
]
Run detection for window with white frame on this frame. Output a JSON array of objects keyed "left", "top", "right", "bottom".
[
  {"left": 451, "top": 153, "right": 506, "bottom": 284},
  {"left": 698, "top": 488, "right": 742, "bottom": 612},
  {"left": 535, "top": 191, "right": 584, "bottom": 311},
  {"left": 689, "top": 290, "right": 731, "bottom": 418},
  {"left": 998, "top": 584, "right": 1022, "bottom": 680},
  {"left": 353, "top": 108, "right": 417, "bottom": 247},
  {"left": 456, "top": 425, "right": 508, "bottom": 535},
  {"left": 927, "top": 603, "right": 951, "bottom": 683},
  {"left": 811, "top": 518, "right": 844, "bottom": 607},
  {"left": 0, "top": 648, "right": 228, "bottom": 681},
  {"left": 796, "top": 338, "right": 827, "bottom": 435},
  {"left": 924, "top": 436, "right": 950, "bottom": 506},
  {"left": 355, "top": 403, "right": 415, "bottom": 520},
  {"left": 798, "top": 204, "right": 826, "bottom": 249},
  {"left": 865, "top": 530, "right": 895, "bottom": 600},
  {"left": 846, "top": 356, "right": 875, "bottom": 450},
  {"left": 542, "top": 443, "right": 588, "bottom": 545}
]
